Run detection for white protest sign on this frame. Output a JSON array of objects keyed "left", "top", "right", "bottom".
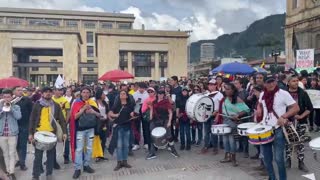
[
  {"left": 296, "top": 49, "right": 314, "bottom": 68},
  {"left": 306, "top": 89, "right": 320, "bottom": 109}
]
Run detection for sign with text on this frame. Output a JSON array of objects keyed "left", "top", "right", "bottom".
[
  {"left": 296, "top": 49, "right": 314, "bottom": 68},
  {"left": 306, "top": 89, "right": 320, "bottom": 109}
]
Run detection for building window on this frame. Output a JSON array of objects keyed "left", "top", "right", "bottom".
[
  {"left": 50, "top": 59, "right": 58, "bottom": 71},
  {"left": 83, "top": 21, "right": 96, "bottom": 29},
  {"left": 31, "top": 59, "right": 39, "bottom": 71},
  {"left": 118, "top": 23, "right": 131, "bottom": 29},
  {"left": 0, "top": 17, "right": 3, "bottom": 24},
  {"left": 159, "top": 52, "right": 168, "bottom": 77},
  {"left": 87, "top": 60, "right": 94, "bottom": 71},
  {"left": 66, "top": 20, "right": 78, "bottom": 27},
  {"left": 316, "top": 34, "right": 320, "bottom": 49},
  {"left": 133, "top": 52, "right": 152, "bottom": 77},
  {"left": 86, "top": 32, "right": 94, "bottom": 44},
  {"left": 87, "top": 46, "right": 94, "bottom": 57},
  {"left": 101, "top": 22, "right": 113, "bottom": 29},
  {"left": 83, "top": 75, "right": 98, "bottom": 84},
  {"left": 28, "top": 19, "right": 60, "bottom": 26},
  {"left": 7, "top": 18, "right": 23, "bottom": 25},
  {"left": 292, "top": 0, "right": 299, "bottom": 9},
  {"left": 119, "top": 51, "right": 128, "bottom": 69}
]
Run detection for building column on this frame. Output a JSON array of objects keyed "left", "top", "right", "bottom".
[
  {"left": 63, "top": 35, "right": 79, "bottom": 83},
  {"left": 155, "top": 52, "right": 160, "bottom": 80},
  {"left": 128, "top": 52, "right": 133, "bottom": 74},
  {"left": 0, "top": 34, "right": 13, "bottom": 78}
]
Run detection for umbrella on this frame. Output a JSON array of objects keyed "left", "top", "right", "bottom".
[
  {"left": 0, "top": 77, "right": 29, "bottom": 88},
  {"left": 253, "top": 67, "right": 267, "bottom": 73},
  {"left": 211, "top": 62, "right": 256, "bottom": 75},
  {"left": 99, "top": 69, "right": 134, "bottom": 81}
]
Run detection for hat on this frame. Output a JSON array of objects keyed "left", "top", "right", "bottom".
[
  {"left": 42, "top": 87, "right": 53, "bottom": 93},
  {"left": 208, "top": 79, "right": 217, "bottom": 84},
  {"left": 147, "top": 87, "right": 155, "bottom": 92},
  {"left": 287, "top": 74, "right": 298, "bottom": 82},
  {"left": 182, "top": 87, "right": 189, "bottom": 91},
  {"left": 265, "top": 75, "right": 276, "bottom": 83},
  {"left": 22, "top": 88, "right": 27, "bottom": 91},
  {"left": 157, "top": 90, "right": 165, "bottom": 94}
]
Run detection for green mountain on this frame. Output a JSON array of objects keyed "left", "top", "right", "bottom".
[{"left": 190, "top": 13, "right": 285, "bottom": 62}]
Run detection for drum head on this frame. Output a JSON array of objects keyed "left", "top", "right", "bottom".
[
  {"left": 193, "top": 96, "right": 214, "bottom": 122},
  {"left": 151, "top": 127, "right": 166, "bottom": 137},
  {"left": 246, "top": 124, "right": 272, "bottom": 134},
  {"left": 238, "top": 123, "right": 257, "bottom": 129},
  {"left": 34, "top": 131, "right": 57, "bottom": 143},
  {"left": 309, "top": 137, "right": 320, "bottom": 150}
]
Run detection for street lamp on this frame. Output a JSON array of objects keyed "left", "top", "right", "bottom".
[{"left": 271, "top": 49, "right": 281, "bottom": 72}]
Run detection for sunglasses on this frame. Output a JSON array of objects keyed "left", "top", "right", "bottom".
[{"left": 147, "top": 91, "right": 154, "bottom": 93}]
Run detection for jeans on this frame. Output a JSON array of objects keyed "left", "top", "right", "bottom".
[
  {"left": 99, "top": 128, "right": 108, "bottom": 156},
  {"left": 239, "top": 136, "right": 249, "bottom": 153},
  {"left": 116, "top": 126, "right": 131, "bottom": 161},
  {"left": 74, "top": 128, "right": 94, "bottom": 170},
  {"left": 204, "top": 118, "right": 217, "bottom": 148},
  {"left": 133, "top": 118, "right": 141, "bottom": 145},
  {"left": 32, "top": 146, "right": 55, "bottom": 177},
  {"left": 223, "top": 134, "right": 236, "bottom": 153},
  {"left": 63, "top": 124, "right": 70, "bottom": 160},
  {"left": 0, "top": 136, "right": 17, "bottom": 174},
  {"left": 262, "top": 128, "right": 286, "bottom": 180},
  {"left": 17, "top": 127, "right": 28, "bottom": 166},
  {"left": 179, "top": 120, "right": 191, "bottom": 146},
  {"left": 191, "top": 122, "right": 203, "bottom": 142}
]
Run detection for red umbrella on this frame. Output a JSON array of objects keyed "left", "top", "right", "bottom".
[
  {"left": 0, "top": 77, "right": 29, "bottom": 88},
  {"left": 99, "top": 70, "right": 134, "bottom": 81}
]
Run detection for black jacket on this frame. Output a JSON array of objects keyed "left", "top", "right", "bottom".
[
  {"left": 290, "top": 87, "right": 313, "bottom": 124},
  {"left": 15, "top": 96, "right": 33, "bottom": 128}
]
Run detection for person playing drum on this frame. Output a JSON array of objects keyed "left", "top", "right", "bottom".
[
  {"left": 216, "top": 83, "right": 250, "bottom": 167},
  {"left": 285, "top": 75, "right": 313, "bottom": 172},
  {"left": 256, "top": 75, "right": 300, "bottom": 180},
  {"left": 146, "top": 89, "right": 179, "bottom": 160},
  {"left": 28, "top": 87, "right": 67, "bottom": 180}
]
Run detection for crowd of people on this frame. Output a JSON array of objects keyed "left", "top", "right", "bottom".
[{"left": 0, "top": 70, "right": 319, "bottom": 180}]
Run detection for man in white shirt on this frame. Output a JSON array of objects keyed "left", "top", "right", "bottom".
[
  {"left": 131, "top": 82, "right": 149, "bottom": 151},
  {"left": 201, "top": 79, "right": 224, "bottom": 154},
  {"left": 257, "top": 75, "right": 299, "bottom": 180}
]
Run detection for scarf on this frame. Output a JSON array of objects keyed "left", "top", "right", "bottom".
[{"left": 262, "top": 85, "right": 279, "bottom": 113}]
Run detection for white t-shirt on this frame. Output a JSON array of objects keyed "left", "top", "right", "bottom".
[
  {"left": 259, "top": 89, "right": 296, "bottom": 129},
  {"left": 207, "top": 91, "right": 224, "bottom": 112},
  {"left": 133, "top": 91, "right": 149, "bottom": 104}
]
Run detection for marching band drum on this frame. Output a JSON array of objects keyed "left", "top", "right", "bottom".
[
  {"left": 151, "top": 127, "right": 168, "bottom": 149},
  {"left": 34, "top": 131, "right": 57, "bottom": 151},
  {"left": 246, "top": 124, "right": 274, "bottom": 145},
  {"left": 186, "top": 93, "right": 214, "bottom": 122},
  {"left": 211, "top": 124, "right": 232, "bottom": 135},
  {"left": 237, "top": 122, "right": 257, "bottom": 136}
]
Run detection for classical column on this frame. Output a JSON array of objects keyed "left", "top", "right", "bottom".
[
  {"left": 155, "top": 52, "right": 160, "bottom": 80},
  {"left": 0, "top": 34, "right": 13, "bottom": 78},
  {"left": 63, "top": 35, "right": 79, "bottom": 83},
  {"left": 128, "top": 52, "right": 133, "bottom": 74}
]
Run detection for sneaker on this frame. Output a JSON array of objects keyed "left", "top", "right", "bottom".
[
  {"left": 20, "top": 165, "right": 28, "bottom": 171},
  {"left": 83, "top": 166, "right": 95, "bottom": 174},
  {"left": 143, "top": 144, "right": 149, "bottom": 150},
  {"left": 72, "top": 170, "right": 81, "bottom": 179},
  {"left": 132, "top": 145, "right": 140, "bottom": 151},
  {"left": 191, "top": 140, "right": 196, "bottom": 145},
  {"left": 53, "top": 162, "right": 61, "bottom": 170},
  {"left": 170, "top": 149, "right": 180, "bottom": 158},
  {"left": 146, "top": 153, "right": 157, "bottom": 160},
  {"left": 195, "top": 141, "right": 201, "bottom": 147},
  {"left": 15, "top": 161, "right": 20, "bottom": 168}
]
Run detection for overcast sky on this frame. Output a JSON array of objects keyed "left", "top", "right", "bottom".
[{"left": 0, "top": 0, "right": 286, "bottom": 42}]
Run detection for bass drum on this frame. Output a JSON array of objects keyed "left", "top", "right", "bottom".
[
  {"left": 34, "top": 131, "right": 57, "bottom": 151},
  {"left": 151, "top": 127, "right": 168, "bottom": 149},
  {"left": 186, "top": 93, "right": 214, "bottom": 122}
]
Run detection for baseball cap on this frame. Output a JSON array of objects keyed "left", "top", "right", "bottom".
[
  {"left": 265, "top": 75, "right": 276, "bottom": 83},
  {"left": 147, "top": 87, "right": 155, "bottom": 92},
  {"left": 208, "top": 79, "right": 217, "bottom": 85},
  {"left": 42, "top": 87, "right": 53, "bottom": 93}
]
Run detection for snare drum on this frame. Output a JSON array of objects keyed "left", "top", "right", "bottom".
[
  {"left": 151, "top": 127, "right": 168, "bottom": 149},
  {"left": 34, "top": 131, "right": 57, "bottom": 151},
  {"left": 309, "top": 137, "right": 320, "bottom": 151},
  {"left": 237, "top": 122, "right": 257, "bottom": 136},
  {"left": 186, "top": 94, "right": 214, "bottom": 122},
  {"left": 211, "top": 124, "right": 232, "bottom": 135},
  {"left": 246, "top": 124, "right": 274, "bottom": 145}
]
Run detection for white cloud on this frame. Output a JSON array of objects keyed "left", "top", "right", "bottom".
[{"left": 121, "top": 6, "right": 224, "bottom": 42}]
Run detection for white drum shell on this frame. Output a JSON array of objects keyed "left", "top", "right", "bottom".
[
  {"left": 34, "top": 131, "right": 57, "bottom": 151},
  {"left": 211, "top": 124, "right": 232, "bottom": 135},
  {"left": 246, "top": 124, "right": 273, "bottom": 135},
  {"left": 237, "top": 123, "right": 257, "bottom": 136},
  {"left": 186, "top": 94, "right": 214, "bottom": 122}
]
